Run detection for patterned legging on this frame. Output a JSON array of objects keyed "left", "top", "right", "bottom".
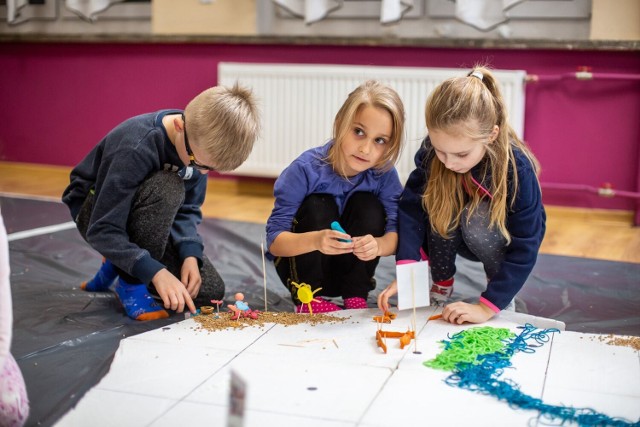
[
  {"left": 426, "top": 200, "right": 507, "bottom": 282},
  {"left": 0, "top": 353, "right": 29, "bottom": 427}
]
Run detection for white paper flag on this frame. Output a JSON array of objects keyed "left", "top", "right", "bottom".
[{"left": 395, "top": 261, "right": 430, "bottom": 310}]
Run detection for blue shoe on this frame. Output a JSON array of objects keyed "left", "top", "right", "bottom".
[
  {"left": 114, "top": 278, "right": 169, "bottom": 321},
  {"left": 81, "top": 258, "right": 117, "bottom": 292}
]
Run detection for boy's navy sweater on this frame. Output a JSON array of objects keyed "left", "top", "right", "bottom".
[
  {"left": 396, "top": 137, "right": 546, "bottom": 310},
  {"left": 62, "top": 110, "right": 207, "bottom": 284}
]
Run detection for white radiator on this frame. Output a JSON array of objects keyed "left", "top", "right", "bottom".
[{"left": 219, "top": 62, "right": 526, "bottom": 183}]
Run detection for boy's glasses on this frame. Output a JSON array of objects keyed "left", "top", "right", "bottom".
[{"left": 181, "top": 114, "right": 216, "bottom": 171}]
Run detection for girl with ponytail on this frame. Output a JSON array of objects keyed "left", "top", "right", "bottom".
[{"left": 378, "top": 66, "right": 545, "bottom": 324}]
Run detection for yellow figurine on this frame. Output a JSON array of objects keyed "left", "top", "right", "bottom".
[{"left": 291, "top": 282, "right": 322, "bottom": 315}]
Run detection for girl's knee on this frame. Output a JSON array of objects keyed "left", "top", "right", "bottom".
[
  {"left": 343, "top": 192, "right": 385, "bottom": 235},
  {"left": 295, "top": 194, "right": 339, "bottom": 231}
]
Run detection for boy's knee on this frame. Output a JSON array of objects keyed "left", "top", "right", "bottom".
[
  {"left": 146, "top": 170, "right": 183, "bottom": 192},
  {"left": 137, "top": 171, "right": 185, "bottom": 207}
]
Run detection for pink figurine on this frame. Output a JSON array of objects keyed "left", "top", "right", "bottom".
[{"left": 227, "top": 293, "right": 258, "bottom": 320}]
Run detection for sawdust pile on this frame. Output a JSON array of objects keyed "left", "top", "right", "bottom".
[
  {"left": 599, "top": 334, "right": 640, "bottom": 351},
  {"left": 193, "top": 311, "right": 350, "bottom": 333}
]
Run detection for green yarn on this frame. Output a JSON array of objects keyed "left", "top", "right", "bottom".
[
  {"left": 424, "top": 326, "right": 515, "bottom": 371},
  {"left": 424, "top": 324, "right": 640, "bottom": 427}
]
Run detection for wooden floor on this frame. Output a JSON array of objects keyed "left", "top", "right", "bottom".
[{"left": 1, "top": 161, "right": 639, "bottom": 263}]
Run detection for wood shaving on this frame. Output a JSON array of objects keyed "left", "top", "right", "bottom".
[
  {"left": 591, "top": 334, "right": 640, "bottom": 351},
  {"left": 193, "top": 311, "right": 350, "bottom": 333}
]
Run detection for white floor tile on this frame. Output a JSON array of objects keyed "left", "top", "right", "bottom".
[
  {"left": 54, "top": 389, "right": 177, "bottom": 427},
  {"left": 151, "top": 400, "right": 355, "bottom": 427},
  {"left": 541, "top": 387, "right": 640, "bottom": 423},
  {"left": 148, "top": 401, "right": 227, "bottom": 426},
  {"left": 129, "top": 317, "right": 271, "bottom": 352},
  {"left": 94, "top": 338, "right": 237, "bottom": 399},
  {"left": 244, "top": 308, "right": 433, "bottom": 370},
  {"left": 183, "top": 352, "right": 391, "bottom": 422},
  {"left": 545, "top": 331, "right": 640, "bottom": 396},
  {"left": 360, "top": 368, "right": 539, "bottom": 426},
  {"left": 543, "top": 331, "right": 640, "bottom": 423}
]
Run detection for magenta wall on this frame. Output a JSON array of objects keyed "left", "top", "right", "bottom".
[{"left": 0, "top": 41, "right": 639, "bottom": 212}]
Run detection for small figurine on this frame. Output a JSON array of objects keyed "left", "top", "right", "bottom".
[
  {"left": 228, "top": 293, "right": 259, "bottom": 320},
  {"left": 291, "top": 281, "right": 322, "bottom": 315}
]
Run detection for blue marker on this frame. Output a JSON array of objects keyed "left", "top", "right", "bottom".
[{"left": 330, "top": 221, "right": 352, "bottom": 243}]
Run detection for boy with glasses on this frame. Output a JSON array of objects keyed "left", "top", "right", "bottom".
[{"left": 62, "top": 84, "right": 260, "bottom": 321}]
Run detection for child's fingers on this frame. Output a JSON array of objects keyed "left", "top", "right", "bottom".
[
  {"left": 377, "top": 283, "right": 396, "bottom": 311},
  {"left": 184, "top": 292, "right": 196, "bottom": 313},
  {"left": 377, "top": 293, "right": 388, "bottom": 311},
  {"left": 164, "top": 291, "right": 181, "bottom": 311},
  {"left": 330, "top": 230, "right": 352, "bottom": 243},
  {"left": 324, "top": 232, "right": 354, "bottom": 253}
]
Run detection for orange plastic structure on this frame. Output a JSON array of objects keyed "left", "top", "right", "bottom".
[
  {"left": 373, "top": 311, "right": 397, "bottom": 324},
  {"left": 375, "top": 329, "right": 415, "bottom": 353}
]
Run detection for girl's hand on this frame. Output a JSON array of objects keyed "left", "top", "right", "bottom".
[
  {"left": 180, "top": 256, "right": 202, "bottom": 299},
  {"left": 377, "top": 280, "right": 398, "bottom": 312},
  {"left": 352, "top": 235, "right": 379, "bottom": 261},
  {"left": 441, "top": 301, "right": 495, "bottom": 324},
  {"left": 315, "top": 229, "right": 354, "bottom": 255}
]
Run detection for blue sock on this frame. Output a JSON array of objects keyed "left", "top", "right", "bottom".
[
  {"left": 81, "top": 258, "right": 117, "bottom": 292},
  {"left": 114, "top": 278, "right": 169, "bottom": 321}
]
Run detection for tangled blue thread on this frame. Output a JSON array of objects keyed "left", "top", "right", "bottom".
[{"left": 431, "top": 324, "right": 640, "bottom": 427}]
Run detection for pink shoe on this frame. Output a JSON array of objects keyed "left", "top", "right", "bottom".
[
  {"left": 296, "top": 297, "right": 342, "bottom": 313},
  {"left": 343, "top": 297, "right": 368, "bottom": 309}
]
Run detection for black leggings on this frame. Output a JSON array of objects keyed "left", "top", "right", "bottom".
[
  {"left": 274, "top": 192, "right": 386, "bottom": 304},
  {"left": 76, "top": 171, "right": 224, "bottom": 304},
  {"left": 426, "top": 200, "right": 507, "bottom": 283}
]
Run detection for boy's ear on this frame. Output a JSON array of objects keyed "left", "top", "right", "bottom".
[{"left": 173, "top": 116, "right": 184, "bottom": 132}]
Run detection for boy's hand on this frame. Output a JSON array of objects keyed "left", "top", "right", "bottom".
[
  {"left": 377, "top": 280, "right": 398, "bottom": 312},
  {"left": 181, "top": 256, "right": 202, "bottom": 299},
  {"left": 441, "top": 301, "right": 495, "bottom": 324},
  {"left": 152, "top": 268, "right": 196, "bottom": 314},
  {"left": 352, "top": 235, "right": 379, "bottom": 261}
]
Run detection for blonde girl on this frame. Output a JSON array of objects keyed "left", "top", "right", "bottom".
[
  {"left": 267, "top": 80, "right": 405, "bottom": 313},
  {"left": 378, "top": 66, "right": 545, "bottom": 324}
]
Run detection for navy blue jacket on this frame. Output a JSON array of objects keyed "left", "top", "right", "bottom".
[
  {"left": 62, "top": 110, "right": 207, "bottom": 284},
  {"left": 396, "top": 137, "right": 546, "bottom": 310}
]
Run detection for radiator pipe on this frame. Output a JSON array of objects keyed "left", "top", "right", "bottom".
[
  {"left": 526, "top": 69, "right": 640, "bottom": 83},
  {"left": 541, "top": 182, "right": 640, "bottom": 199}
]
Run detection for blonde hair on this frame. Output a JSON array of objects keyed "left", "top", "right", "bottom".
[
  {"left": 328, "top": 80, "right": 405, "bottom": 177},
  {"left": 184, "top": 83, "right": 261, "bottom": 172},
  {"left": 423, "top": 66, "right": 540, "bottom": 243}
]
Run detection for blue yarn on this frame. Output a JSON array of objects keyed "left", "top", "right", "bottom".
[{"left": 438, "top": 324, "right": 640, "bottom": 427}]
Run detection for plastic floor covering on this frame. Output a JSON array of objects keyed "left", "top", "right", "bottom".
[{"left": 1, "top": 195, "right": 639, "bottom": 426}]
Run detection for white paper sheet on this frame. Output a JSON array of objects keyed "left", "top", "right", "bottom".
[{"left": 395, "top": 261, "right": 430, "bottom": 310}]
